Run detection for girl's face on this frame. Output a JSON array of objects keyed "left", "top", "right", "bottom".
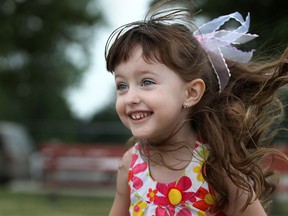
[{"left": 114, "top": 46, "right": 193, "bottom": 142}]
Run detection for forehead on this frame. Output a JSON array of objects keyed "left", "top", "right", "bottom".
[
  {"left": 114, "top": 46, "right": 158, "bottom": 74},
  {"left": 113, "top": 45, "right": 188, "bottom": 86},
  {"left": 117, "top": 44, "right": 160, "bottom": 68},
  {"left": 115, "top": 36, "right": 163, "bottom": 67}
]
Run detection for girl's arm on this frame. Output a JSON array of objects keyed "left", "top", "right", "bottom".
[
  {"left": 109, "top": 148, "right": 132, "bottom": 216},
  {"left": 223, "top": 176, "right": 267, "bottom": 216}
]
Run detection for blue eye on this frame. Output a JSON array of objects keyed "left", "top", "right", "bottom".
[
  {"left": 116, "top": 82, "right": 128, "bottom": 90},
  {"left": 142, "top": 79, "right": 155, "bottom": 86}
]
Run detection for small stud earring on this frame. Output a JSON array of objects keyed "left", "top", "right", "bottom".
[{"left": 183, "top": 102, "right": 188, "bottom": 109}]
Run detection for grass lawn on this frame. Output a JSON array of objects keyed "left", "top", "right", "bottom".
[
  {"left": 0, "top": 186, "right": 287, "bottom": 216},
  {"left": 0, "top": 187, "right": 114, "bottom": 216}
]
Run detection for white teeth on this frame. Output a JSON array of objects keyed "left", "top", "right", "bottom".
[{"left": 131, "top": 112, "right": 148, "bottom": 120}]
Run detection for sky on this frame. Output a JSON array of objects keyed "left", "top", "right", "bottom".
[{"left": 66, "top": 0, "right": 152, "bottom": 120}]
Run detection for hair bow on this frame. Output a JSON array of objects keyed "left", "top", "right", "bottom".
[{"left": 194, "top": 12, "right": 258, "bottom": 92}]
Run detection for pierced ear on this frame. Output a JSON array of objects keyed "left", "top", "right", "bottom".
[{"left": 185, "top": 79, "right": 205, "bottom": 107}]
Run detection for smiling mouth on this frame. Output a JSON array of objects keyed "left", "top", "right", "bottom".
[{"left": 130, "top": 112, "right": 151, "bottom": 120}]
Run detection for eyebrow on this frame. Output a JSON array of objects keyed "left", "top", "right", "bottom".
[
  {"left": 114, "top": 73, "right": 123, "bottom": 79},
  {"left": 114, "top": 69, "right": 159, "bottom": 79}
]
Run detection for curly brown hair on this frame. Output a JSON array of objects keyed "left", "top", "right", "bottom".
[{"left": 105, "top": 1, "right": 288, "bottom": 213}]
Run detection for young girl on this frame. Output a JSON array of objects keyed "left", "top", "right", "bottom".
[{"left": 105, "top": 1, "right": 288, "bottom": 215}]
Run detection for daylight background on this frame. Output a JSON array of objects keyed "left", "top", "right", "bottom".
[
  {"left": 67, "top": 0, "right": 152, "bottom": 120},
  {"left": 0, "top": 0, "right": 287, "bottom": 143},
  {"left": 0, "top": 0, "right": 287, "bottom": 215}
]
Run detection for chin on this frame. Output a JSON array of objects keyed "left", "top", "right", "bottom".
[
  {"left": 132, "top": 134, "right": 149, "bottom": 139},
  {"left": 131, "top": 128, "right": 150, "bottom": 137}
]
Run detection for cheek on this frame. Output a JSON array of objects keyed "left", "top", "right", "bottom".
[
  {"left": 115, "top": 98, "right": 130, "bottom": 129},
  {"left": 115, "top": 98, "right": 123, "bottom": 116},
  {"left": 115, "top": 97, "right": 125, "bottom": 118}
]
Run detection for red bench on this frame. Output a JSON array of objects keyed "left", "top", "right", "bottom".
[
  {"left": 263, "top": 146, "right": 288, "bottom": 202},
  {"left": 38, "top": 143, "right": 127, "bottom": 188}
]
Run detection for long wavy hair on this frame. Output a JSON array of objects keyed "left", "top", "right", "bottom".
[{"left": 105, "top": 0, "right": 288, "bottom": 212}]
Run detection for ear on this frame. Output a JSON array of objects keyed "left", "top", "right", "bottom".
[{"left": 185, "top": 79, "right": 205, "bottom": 107}]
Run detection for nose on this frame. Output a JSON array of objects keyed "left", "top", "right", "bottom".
[{"left": 125, "top": 87, "right": 141, "bottom": 106}]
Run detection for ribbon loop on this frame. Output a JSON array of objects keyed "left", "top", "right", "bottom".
[{"left": 194, "top": 12, "right": 258, "bottom": 92}]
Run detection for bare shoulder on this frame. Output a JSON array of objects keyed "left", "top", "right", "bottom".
[
  {"left": 223, "top": 176, "right": 267, "bottom": 216},
  {"left": 117, "top": 147, "right": 134, "bottom": 193},
  {"left": 119, "top": 147, "right": 134, "bottom": 171},
  {"left": 109, "top": 147, "right": 134, "bottom": 216}
]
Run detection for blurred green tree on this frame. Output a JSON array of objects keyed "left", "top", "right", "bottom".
[{"left": 0, "top": 0, "right": 103, "bottom": 142}]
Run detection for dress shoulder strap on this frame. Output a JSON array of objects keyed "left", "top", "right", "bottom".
[{"left": 129, "top": 142, "right": 145, "bottom": 170}]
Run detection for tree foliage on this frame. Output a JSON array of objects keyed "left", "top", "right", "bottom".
[{"left": 0, "top": 0, "right": 103, "bottom": 142}]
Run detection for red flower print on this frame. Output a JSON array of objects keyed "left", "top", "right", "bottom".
[
  {"left": 193, "top": 186, "right": 216, "bottom": 212},
  {"left": 131, "top": 153, "right": 138, "bottom": 167},
  {"left": 129, "top": 152, "right": 148, "bottom": 190},
  {"left": 131, "top": 175, "right": 143, "bottom": 190},
  {"left": 147, "top": 188, "right": 158, "bottom": 202},
  {"left": 131, "top": 162, "right": 147, "bottom": 189},
  {"left": 128, "top": 153, "right": 139, "bottom": 182},
  {"left": 155, "top": 206, "right": 192, "bottom": 216},
  {"left": 155, "top": 206, "right": 169, "bottom": 216},
  {"left": 176, "top": 208, "right": 192, "bottom": 216},
  {"left": 156, "top": 206, "right": 177, "bottom": 216},
  {"left": 155, "top": 176, "right": 196, "bottom": 206}
]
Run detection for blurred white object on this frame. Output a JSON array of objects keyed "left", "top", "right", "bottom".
[{"left": 0, "top": 121, "right": 34, "bottom": 183}]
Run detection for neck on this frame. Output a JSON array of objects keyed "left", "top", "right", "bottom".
[{"left": 140, "top": 120, "right": 198, "bottom": 148}]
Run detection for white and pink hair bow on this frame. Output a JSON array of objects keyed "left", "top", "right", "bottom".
[{"left": 194, "top": 12, "right": 258, "bottom": 91}]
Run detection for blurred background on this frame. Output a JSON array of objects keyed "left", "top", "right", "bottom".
[{"left": 0, "top": 0, "right": 287, "bottom": 215}]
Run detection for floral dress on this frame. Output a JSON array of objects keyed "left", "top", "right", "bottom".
[{"left": 128, "top": 140, "right": 225, "bottom": 216}]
